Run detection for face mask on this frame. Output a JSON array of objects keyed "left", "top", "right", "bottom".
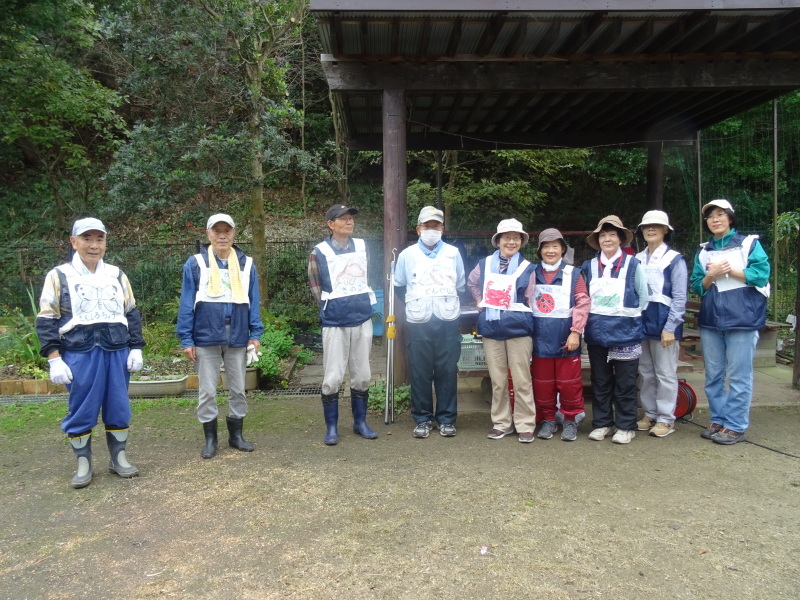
[{"left": 420, "top": 230, "right": 442, "bottom": 246}]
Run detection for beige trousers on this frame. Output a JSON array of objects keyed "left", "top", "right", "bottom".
[
  {"left": 483, "top": 336, "right": 535, "bottom": 433},
  {"left": 321, "top": 320, "right": 373, "bottom": 395}
]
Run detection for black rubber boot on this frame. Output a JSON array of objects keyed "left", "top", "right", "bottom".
[
  {"left": 322, "top": 393, "right": 339, "bottom": 445},
  {"left": 106, "top": 429, "right": 139, "bottom": 478},
  {"left": 226, "top": 416, "right": 255, "bottom": 452},
  {"left": 351, "top": 388, "right": 378, "bottom": 439},
  {"left": 69, "top": 433, "right": 93, "bottom": 489},
  {"left": 201, "top": 418, "right": 218, "bottom": 459}
]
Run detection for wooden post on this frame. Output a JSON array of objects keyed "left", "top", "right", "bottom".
[
  {"left": 383, "top": 89, "right": 408, "bottom": 383},
  {"left": 646, "top": 141, "right": 664, "bottom": 210}
]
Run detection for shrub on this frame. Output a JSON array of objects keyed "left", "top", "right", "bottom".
[{"left": 367, "top": 381, "right": 411, "bottom": 415}]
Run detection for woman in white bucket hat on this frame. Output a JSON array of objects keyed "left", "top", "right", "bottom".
[
  {"left": 689, "top": 199, "right": 770, "bottom": 445},
  {"left": 467, "top": 218, "right": 537, "bottom": 443},
  {"left": 634, "top": 210, "right": 687, "bottom": 438}
]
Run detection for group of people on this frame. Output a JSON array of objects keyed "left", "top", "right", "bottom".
[{"left": 36, "top": 198, "right": 769, "bottom": 488}]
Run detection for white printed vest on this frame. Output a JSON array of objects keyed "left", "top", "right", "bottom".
[
  {"left": 479, "top": 256, "right": 532, "bottom": 312},
  {"left": 635, "top": 245, "right": 679, "bottom": 307},
  {"left": 533, "top": 265, "right": 574, "bottom": 319},
  {"left": 55, "top": 262, "right": 128, "bottom": 335},
  {"left": 315, "top": 238, "right": 376, "bottom": 304},
  {"left": 589, "top": 256, "right": 642, "bottom": 318},
  {"left": 697, "top": 234, "right": 770, "bottom": 297}
]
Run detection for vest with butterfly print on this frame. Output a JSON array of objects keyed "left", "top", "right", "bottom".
[{"left": 36, "top": 261, "right": 142, "bottom": 355}]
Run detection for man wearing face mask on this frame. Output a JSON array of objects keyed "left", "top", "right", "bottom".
[{"left": 394, "top": 206, "right": 466, "bottom": 438}]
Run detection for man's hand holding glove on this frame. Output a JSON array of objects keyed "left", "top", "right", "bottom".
[
  {"left": 48, "top": 357, "right": 73, "bottom": 385},
  {"left": 127, "top": 348, "right": 144, "bottom": 373}
]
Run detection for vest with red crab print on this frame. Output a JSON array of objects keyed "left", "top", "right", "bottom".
[
  {"left": 475, "top": 258, "right": 535, "bottom": 341},
  {"left": 531, "top": 263, "right": 582, "bottom": 358},
  {"left": 315, "top": 237, "right": 374, "bottom": 328}
]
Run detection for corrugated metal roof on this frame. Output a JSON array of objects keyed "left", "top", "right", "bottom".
[{"left": 312, "top": 4, "right": 800, "bottom": 149}]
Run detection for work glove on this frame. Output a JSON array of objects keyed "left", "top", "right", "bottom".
[
  {"left": 127, "top": 348, "right": 143, "bottom": 373},
  {"left": 246, "top": 344, "right": 262, "bottom": 366},
  {"left": 48, "top": 357, "right": 73, "bottom": 385}
]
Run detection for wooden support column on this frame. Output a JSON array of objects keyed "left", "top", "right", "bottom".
[
  {"left": 646, "top": 141, "right": 664, "bottom": 210},
  {"left": 383, "top": 89, "right": 408, "bottom": 383}
]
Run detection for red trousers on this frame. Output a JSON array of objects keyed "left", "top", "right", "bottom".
[{"left": 531, "top": 355, "right": 585, "bottom": 422}]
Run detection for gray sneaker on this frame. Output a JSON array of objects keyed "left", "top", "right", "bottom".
[
  {"left": 439, "top": 423, "right": 457, "bottom": 437},
  {"left": 537, "top": 420, "right": 557, "bottom": 440},
  {"left": 561, "top": 420, "right": 578, "bottom": 441},
  {"left": 413, "top": 421, "right": 433, "bottom": 438}
]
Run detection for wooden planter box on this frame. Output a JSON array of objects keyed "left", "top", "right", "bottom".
[{"left": 128, "top": 375, "right": 188, "bottom": 398}]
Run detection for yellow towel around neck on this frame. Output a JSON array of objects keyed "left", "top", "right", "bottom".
[{"left": 207, "top": 247, "right": 246, "bottom": 302}]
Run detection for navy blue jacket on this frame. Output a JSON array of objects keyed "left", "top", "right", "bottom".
[
  {"left": 581, "top": 254, "right": 643, "bottom": 348},
  {"left": 177, "top": 245, "right": 264, "bottom": 348},
  {"left": 532, "top": 264, "right": 582, "bottom": 358},
  {"left": 475, "top": 261, "right": 535, "bottom": 341},
  {"left": 313, "top": 238, "right": 374, "bottom": 328}
]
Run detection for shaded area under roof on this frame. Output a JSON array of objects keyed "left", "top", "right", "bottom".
[{"left": 311, "top": 1, "right": 800, "bottom": 150}]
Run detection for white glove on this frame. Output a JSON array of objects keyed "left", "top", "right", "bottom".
[
  {"left": 127, "top": 348, "right": 143, "bottom": 373},
  {"left": 48, "top": 357, "right": 73, "bottom": 385},
  {"left": 246, "top": 344, "right": 262, "bottom": 366}
]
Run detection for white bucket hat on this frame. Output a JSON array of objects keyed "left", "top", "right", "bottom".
[
  {"left": 637, "top": 210, "right": 674, "bottom": 231},
  {"left": 491, "top": 218, "right": 529, "bottom": 248},
  {"left": 701, "top": 199, "right": 735, "bottom": 215}
]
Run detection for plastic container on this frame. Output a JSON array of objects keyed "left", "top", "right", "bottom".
[
  {"left": 457, "top": 333, "right": 487, "bottom": 371},
  {"left": 372, "top": 289, "right": 384, "bottom": 337}
]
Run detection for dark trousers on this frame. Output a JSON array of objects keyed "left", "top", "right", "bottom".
[
  {"left": 587, "top": 344, "right": 639, "bottom": 431},
  {"left": 406, "top": 316, "right": 461, "bottom": 425}
]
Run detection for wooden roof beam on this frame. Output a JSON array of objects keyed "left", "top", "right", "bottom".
[
  {"left": 533, "top": 20, "right": 561, "bottom": 57},
  {"left": 673, "top": 16, "right": 719, "bottom": 54},
  {"left": 504, "top": 18, "right": 528, "bottom": 58},
  {"left": 647, "top": 12, "right": 710, "bottom": 54},
  {"left": 615, "top": 20, "right": 653, "bottom": 55},
  {"left": 344, "top": 130, "right": 693, "bottom": 152},
  {"left": 560, "top": 12, "right": 607, "bottom": 55},
  {"left": 446, "top": 18, "right": 462, "bottom": 57},
  {"left": 320, "top": 58, "right": 800, "bottom": 92},
  {"left": 742, "top": 10, "right": 800, "bottom": 52},
  {"left": 477, "top": 14, "right": 507, "bottom": 57}
]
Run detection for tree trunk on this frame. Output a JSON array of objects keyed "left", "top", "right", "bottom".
[
  {"left": 246, "top": 61, "right": 269, "bottom": 311},
  {"left": 329, "top": 90, "right": 349, "bottom": 202}
]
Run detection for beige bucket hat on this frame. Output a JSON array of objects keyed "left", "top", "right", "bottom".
[
  {"left": 586, "top": 215, "right": 633, "bottom": 250},
  {"left": 491, "top": 218, "right": 529, "bottom": 248}
]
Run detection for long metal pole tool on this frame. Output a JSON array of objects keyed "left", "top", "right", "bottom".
[{"left": 384, "top": 249, "right": 397, "bottom": 424}]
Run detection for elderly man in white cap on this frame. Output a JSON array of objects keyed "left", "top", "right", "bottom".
[
  {"left": 36, "top": 217, "right": 145, "bottom": 488},
  {"left": 177, "top": 213, "right": 263, "bottom": 459},
  {"left": 394, "top": 206, "right": 466, "bottom": 438},
  {"left": 307, "top": 203, "right": 378, "bottom": 445}
]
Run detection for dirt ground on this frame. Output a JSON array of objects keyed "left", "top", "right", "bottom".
[{"left": 1, "top": 396, "right": 799, "bottom": 600}]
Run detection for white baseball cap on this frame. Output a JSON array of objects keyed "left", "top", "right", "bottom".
[
  {"left": 206, "top": 213, "right": 236, "bottom": 230},
  {"left": 701, "top": 199, "right": 734, "bottom": 215},
  {"left": 417, "top": 206, "right": 444, "bottom": 224},
  {"left": 71, "top": 218, "right": 107, "bottom": 237}
]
